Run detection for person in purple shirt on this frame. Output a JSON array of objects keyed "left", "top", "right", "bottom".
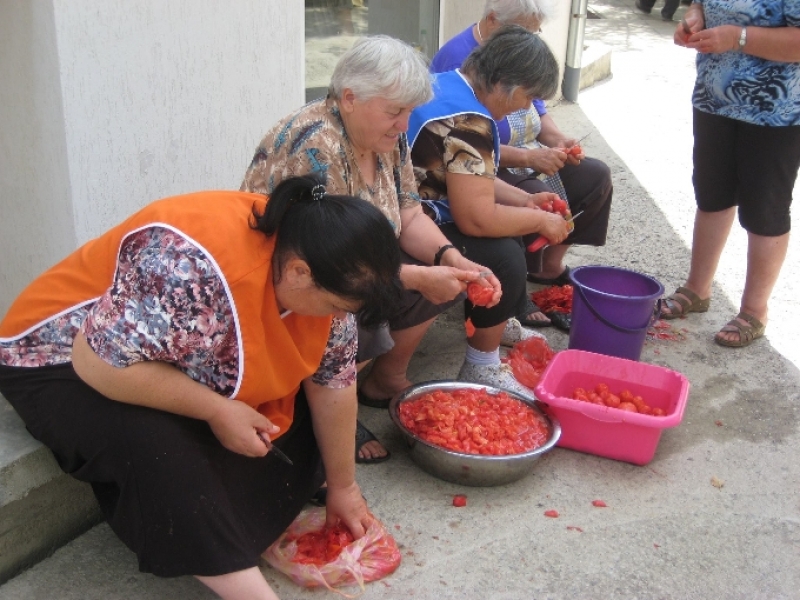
[{"left": 431, "top": 0, "right": 613, "bottom": 332}]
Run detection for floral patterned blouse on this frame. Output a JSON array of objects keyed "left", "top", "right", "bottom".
[
  {"left": 0, "top": 227, "right": 357, "bottom": 393},
  {"left": 694, "top": 0, "right": 800, "bottom": 126},
  {"left": 240, "top": 96, "right": 420, "bottom": 237}
]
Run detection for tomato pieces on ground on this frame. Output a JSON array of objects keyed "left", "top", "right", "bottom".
[
  {"left": 398, "top": 388, "right": 550, "bottom": 455},
  {"left": 467, "top": 282, "right": 493, "bottom": 307},
  {"left": 288, "top": 523, "right": 355, "bottom": 566},
  {"left": 452, "top": 495, "right": 467, "bottom": 507},
  {"left": 544, "top": 510, "right": 560, "bottom": 518},
  {"left": 506, "top": 337, "right": 555, "bottom": 389},
  {"left": 592, "top": 500, "right": 608, "bottom": 508},
  {"left": 530, "top": 286, "right": 573, "bottom": 314}
]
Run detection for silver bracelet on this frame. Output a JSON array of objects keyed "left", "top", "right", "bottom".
[{"left": 738, "top": 26, "right": 747, "bottom": 51}]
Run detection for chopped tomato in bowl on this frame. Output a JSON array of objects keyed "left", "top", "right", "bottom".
[{"left": 389, "top": 381, "right": 561, "bottom": 487}]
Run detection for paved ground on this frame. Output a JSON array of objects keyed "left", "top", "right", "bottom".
[{"left": 2, "top": 1, "right": 799, "bottom": 598}]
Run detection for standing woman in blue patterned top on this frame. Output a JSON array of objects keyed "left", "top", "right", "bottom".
[{"left": 662, "top": 0, "right": 800, "bottom": 347}]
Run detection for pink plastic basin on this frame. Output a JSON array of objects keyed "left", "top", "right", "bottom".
[{"left": 534, "top": 350, "right": 690, "bottom": 465}]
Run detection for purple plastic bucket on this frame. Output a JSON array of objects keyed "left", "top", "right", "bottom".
[{"left": 568, "top": 265, "right": 664, "bottom": 361}]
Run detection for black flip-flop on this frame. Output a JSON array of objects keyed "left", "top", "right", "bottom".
[
  {"left": 545, "top": 311, "right": 571, "bottom": 332},
  {"left": 527, "top": 266, "right": 573, "bottom": 287},
  {"left": 517, "top": 296, "right": 552, "bottom": 328},
  {"left": 355, "top": 420, "right": 391, "bottom": 464},
  {"left": 357, "top": 388, "right": 392, "bottom": 409}
]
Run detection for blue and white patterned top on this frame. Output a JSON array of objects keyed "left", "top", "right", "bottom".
[{"left": 693, "top": 0, "right": 800, "bottom": 126}]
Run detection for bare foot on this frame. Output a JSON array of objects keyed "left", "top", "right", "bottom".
[
  {"left": 522, "top": 309, "right": 551, "bottom": 325},
  {"left": 355, "top": 421, "right": 390, "bottom": 463},
  {"left": 357, "top": 439, "right": 388, "bottom": 461}
]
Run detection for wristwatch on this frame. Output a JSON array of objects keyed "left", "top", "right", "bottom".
[{"left": 738, "top": 26, "right": 747, "bottom": 51}]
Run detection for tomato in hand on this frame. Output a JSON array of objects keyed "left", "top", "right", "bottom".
[
  {"left": 467, "top": 282, "right": 493, "bottom": 307},
  {"left": 567, "top": 144, "right": 582, "bottom": 157},
  {"left": 552, "top": 198, "right": 568, "bottom": 216}
]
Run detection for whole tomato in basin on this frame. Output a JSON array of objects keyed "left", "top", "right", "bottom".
[{"left": 389, "top": 381, "right": 561, "bottom": 487}]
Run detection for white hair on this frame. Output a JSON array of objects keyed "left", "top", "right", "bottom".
[
  {"left": 329, "top": 35, "right": 433, "bottom": 106},
  {"left": 483, "top": 0, "right": 556, "bottom": 23}
]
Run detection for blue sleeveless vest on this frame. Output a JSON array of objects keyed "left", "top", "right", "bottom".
[{"left": 408, "top": 70, "right": 500, "bottom": 224}]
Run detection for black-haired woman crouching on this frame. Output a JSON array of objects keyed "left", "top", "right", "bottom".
[{"left": 0, "top": 175, "right": 402, "bottom": 599}]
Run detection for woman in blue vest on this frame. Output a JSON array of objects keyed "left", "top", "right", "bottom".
[
  {"left": 409, "top": 25, "right": 570, "bottom": 392},
  {"left": 431, "top": 0, "right": 614, "bottom": 331}
]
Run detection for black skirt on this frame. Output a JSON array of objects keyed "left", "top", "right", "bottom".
[{"left": 0, "top": 363, "right": 325, "bottom": 577}]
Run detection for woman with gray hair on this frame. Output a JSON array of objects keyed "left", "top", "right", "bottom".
[
  {"left": 432, "top": 0, "right": 613, "bottom": 331},
  {"left": 242, "top": 35, "right": 501, "bottom": 464},
  {"left": 409, "top": 25, "right": 570, "bottom": 393}
]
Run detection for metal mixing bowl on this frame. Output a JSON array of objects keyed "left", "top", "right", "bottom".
[{"left": 389, "top": 381, "right": 561, "bottom": 487}]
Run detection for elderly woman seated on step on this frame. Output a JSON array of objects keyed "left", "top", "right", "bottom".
[
  {"left": 430, "top": 0, "right": 613, "bottom": 331},
  {"left": 408, "top": 25, "right": 571, "bottom": 397},
  {"left": 240, "top": 35, "right": 512, "bottom": 464}
]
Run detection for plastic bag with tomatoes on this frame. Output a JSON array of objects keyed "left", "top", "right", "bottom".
[
  {"left": 263, "top": 507, "right": 401, "bottom": 596},
  {"left": 507, "top": 337, "right": 555, "bottom": 389}
]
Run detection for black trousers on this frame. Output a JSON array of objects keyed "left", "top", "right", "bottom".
[{"left": 0, "top": 363, "right": 324, "bottom": 578}]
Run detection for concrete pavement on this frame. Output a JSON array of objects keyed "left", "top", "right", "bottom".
[{"left": 1, "top": 0, "right": 799, "bottom": 598}]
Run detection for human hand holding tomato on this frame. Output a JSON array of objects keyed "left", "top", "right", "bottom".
[
  {"left": 558, "top": 143, "right": 584, "bottom": 164},
  {"left": 207, "top": 398, "right": 281, "bottom": 457},
  {"left": 674, "top": 7, "right": 704, "bottom": 46},
  {"left": 685, "top": 24, "right": 741, "bottom": 54},
  {"left": 323, "top": 481, "right": 372, "bottom": 539},
  {"left": 538, "top": 211, "right": 570, "bottom": 246},
  {"left": 467, "top": 281, "right": 494, "bottom": 306},
  {"left": 406, "top": 265, "right": 474, "bottom": 305},
  {"left": 527, "top": 191, "right": 562, "bottom": 212},
  {"left": 526, "top": 146, "right": 567, "bottom": 176}
]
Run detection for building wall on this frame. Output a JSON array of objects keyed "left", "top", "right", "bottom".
[{"left": 0, "top": 0, "right": 304, "bottom": 316}]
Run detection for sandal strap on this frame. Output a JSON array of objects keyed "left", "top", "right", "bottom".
[
  {"left": 735, "top": 311, "right": 765, "bottom": 330},
  {"left": 675, "top": 286, "right": 703, "bottom": 306},
  {"left": 719, "top": 312, "right": 766, "bottom": 343},
  {"left": 663, "top": 288, "right": 693, "bottom": 313}
]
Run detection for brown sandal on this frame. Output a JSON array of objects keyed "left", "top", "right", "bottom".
[
  {"left": 660, "top": 286, "right": 710, "bottom": 320},
  {"left": 714, "top": 312, "right": 766, "bottom": 348}
]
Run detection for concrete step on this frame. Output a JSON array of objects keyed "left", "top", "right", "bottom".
[
  {"left": 579, "top": 42, "right": 612, "bottom": 92},
  {"left": 0, "top": 394, "right": 102, "bottom": 584}
]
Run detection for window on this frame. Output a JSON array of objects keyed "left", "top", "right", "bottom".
[{"left": 305, "top": 0, "right": 440, "bottom": 102}]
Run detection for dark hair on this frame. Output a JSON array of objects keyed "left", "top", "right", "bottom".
[
  {"left": 462, "top": 24, "right": 559, "bottom": 101},
  {"left": 251, "top": 174, "right": 403, "bottom": 328}
]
